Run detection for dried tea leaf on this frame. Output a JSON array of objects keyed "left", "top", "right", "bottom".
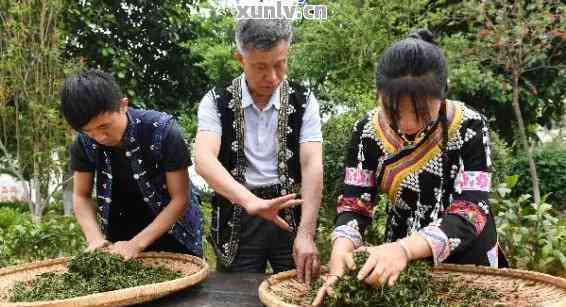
[{"left": 9, "top": 250, "right": 182, "bottom": 302}]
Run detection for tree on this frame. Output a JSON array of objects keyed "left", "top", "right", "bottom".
[
  {"left": 62, "top": 0, "right": 209, "bottom": 115},
  {"left": 172, "top": 1, "right": 240, "bottom": 140},
  {"left": 424, "top": 1, "right": 566, "bottom": 144},
  {"left": 0, "top": 0, "right": 77, "bottom": 222},
  {"left": 189, "top": 2, "right": 239, "bottom": 90},
  {"left": 472, "top": 0, "right": 565, "bottom": 206},
  {"left": 289, "top": 0, "right": 429, "bottom": 115}
]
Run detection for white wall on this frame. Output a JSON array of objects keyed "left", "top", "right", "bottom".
[{"left": 0, "top": 173, "right": 28, "bottom": 202}]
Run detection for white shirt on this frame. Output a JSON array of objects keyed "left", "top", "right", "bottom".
[{"left": 197, "top": 75, "right": 323, "bottom": 188}]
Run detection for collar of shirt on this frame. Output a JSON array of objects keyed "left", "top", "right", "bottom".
[{"left": 240, "top": 74, "right": 282, "bottom": 112}]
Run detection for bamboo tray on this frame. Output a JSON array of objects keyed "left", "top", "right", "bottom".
[
  {"left": 259, "top": 265, "right": 566, "bottom": 307},
  {"left": 0, "top": 252, "right": 209, "bottom": 307}
]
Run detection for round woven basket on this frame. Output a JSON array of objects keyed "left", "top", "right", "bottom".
[
  {"left": 258, "top": 265, "right": 566, "bottom": 307},
  {"left": 0, "top": 252, "right": 209, "bottom": 307}
]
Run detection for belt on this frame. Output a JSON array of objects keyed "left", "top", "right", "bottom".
[{"left": 249, "top": 184, "right": 283, "bottom": 199}]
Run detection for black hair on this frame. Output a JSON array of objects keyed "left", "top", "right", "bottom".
[
  {"left": 375, "top": 29, "right": 448, "bottom": 132},
  {"left": 59, "top": 69, "right": 123, "bottom": 131}
]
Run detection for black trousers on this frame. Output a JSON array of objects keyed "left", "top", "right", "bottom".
[
  {"left": 216, "top": 211, "right": 295, "bottom": 273},
  {"left": 215, "top": 185, "right": 298, "bottom": 273}
]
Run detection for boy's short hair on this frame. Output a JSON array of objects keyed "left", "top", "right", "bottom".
[{"left": 60, "top": 69, "right": 123, "bottom": 131}]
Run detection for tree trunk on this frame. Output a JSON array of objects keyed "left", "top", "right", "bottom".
[
  {"left": 31, "top": 158, "right": 44, "bottom": 224},
  {"left": 31, "top": 179, "right": 43, "bottom": 224},
  {"left": 511, "top": 68, "right": 542, "bottom": 206},
  {"left": 560, "top": 114, "right": 565, "bottom": 141},
  {"left": 63, "top": 168, "right": 73, "bottom": 216}
]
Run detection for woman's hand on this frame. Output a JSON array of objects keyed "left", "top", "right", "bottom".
[
  {"left": 311, "top": 250, "right": 355, "bottom": 306},
  {"left": 356, "top": 242, "right": 409, "bottom": 287}
]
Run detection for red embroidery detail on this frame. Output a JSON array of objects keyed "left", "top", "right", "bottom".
[
  {"left": 337, "top": 196, "right": 373, "bottom": 218},
  {"left": 446, "top": 200, "right": 488, "bottom": 235}
]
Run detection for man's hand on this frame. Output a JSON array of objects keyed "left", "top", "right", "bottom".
[
  {"left": 108, "top": 240, "right": 144, "bottom": 261},
  {"left": 85, "top": 238, "right": 110, "bottom": 252},
  {"left": 243, "top": 193, "right": 303, "bottom": 231},
  {"left": 293, "top": 232, "right": 320, "bottom": 285}
]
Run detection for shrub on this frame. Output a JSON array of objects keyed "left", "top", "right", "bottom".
[
  {"left": 0, "top": 213, "right": 85, "bottom": 268},
  {"left": 317, "top": 111, "right": 364, "bottom": 262},
  {"left": 507, "top": 142, "right": 566, "bottom": 210},
  {"left": 490, "top": 131, "right": 514, "bottom": 187},
  {"left": 321, "top": 111, "right": 361, "bottom": 212},
  {"left": 0, "top": 207, "right": 30, "bottom": 229},
  {"left": 0, "top": 201, "right": 29, "bottom": 213},
  {"left": 492, "top": 176, "right": 566, "bottom": 276}
]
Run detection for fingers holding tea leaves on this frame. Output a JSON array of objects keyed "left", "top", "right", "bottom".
[
  {"left": 306, "top": 251, "right": 501, "bottom": 307},
  {"left": 363, "top": 261, "right": 387, "bottom": 287},
  {"left": 86, "top": 238, "right": 110, "bottom": 252},
  {"left": 388, "top": 271, "right": 401, "bottom": 287},
  {"left": 344, "top": 252, "right": 356, "bottom": 271},
  {"left": 108, "top": 240, "right": 143, "bottom": 261},
  {"left": 312, "top": 275, "right": 338, "bottom": 306},
  {"left": 355, "top": 243, "right": 408, "bottom": 287}
]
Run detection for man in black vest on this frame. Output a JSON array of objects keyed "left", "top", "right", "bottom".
[
  {"left": 61, "top": 69, "right": 202, "bottom": 260},
  {"left": 195, "top": 19, "right": 323, "bottom": 284}
]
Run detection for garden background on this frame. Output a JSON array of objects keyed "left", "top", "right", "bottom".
[{"left": 0, "top": 0, "right": 565, "bottom": 278}]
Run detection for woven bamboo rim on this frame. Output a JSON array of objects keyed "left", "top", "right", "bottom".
[
  {"left": 259, "top": 265, "right": 566, "bottom": 307},
  {"left": 0, "top": 252, "right": 209, "bottom": 307}
]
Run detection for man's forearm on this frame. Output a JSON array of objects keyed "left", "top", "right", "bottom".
[
  {"left": 298, "top": 158, "right": 323, "bottom": 237},
  {"left": 73, "top": 195, "right": 105, "bottom": 244}
]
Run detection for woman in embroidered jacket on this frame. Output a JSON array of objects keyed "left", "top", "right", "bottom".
[{"left": 314, "top": 29, "right": 506, "bottom": 304}]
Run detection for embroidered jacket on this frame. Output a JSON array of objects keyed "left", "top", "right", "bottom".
[{"left": 333, "top": 101, "right": 502, "bottom": 267}]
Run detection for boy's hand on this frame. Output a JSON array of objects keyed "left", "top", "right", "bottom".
[
  {"left": 108, "top": 240, "right": 144, "bottom": 260},
  {"left": 85, "top": 238, "right": 110, "bottom": 252}
]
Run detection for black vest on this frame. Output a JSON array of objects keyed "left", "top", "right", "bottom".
[{"left": 79, "top": 108, "right": 203, "bottom": 256}]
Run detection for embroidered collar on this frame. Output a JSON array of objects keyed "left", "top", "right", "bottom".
[
  {"left": 374, "top": 101, "right": 461, "bottom": 155},
  {"left": 376, "top": 101, "right": 465, "bottom": 202},
  {"left": 121, "top": 109, "right": 142, "bottom": 151}
]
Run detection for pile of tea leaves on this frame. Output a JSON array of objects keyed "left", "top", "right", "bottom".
[
  {"left": 308, "top": 251, "right": 500, "bottom": 307},
  {"left": 9, "top": 250, "right": 182, "bottom": 302}
]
